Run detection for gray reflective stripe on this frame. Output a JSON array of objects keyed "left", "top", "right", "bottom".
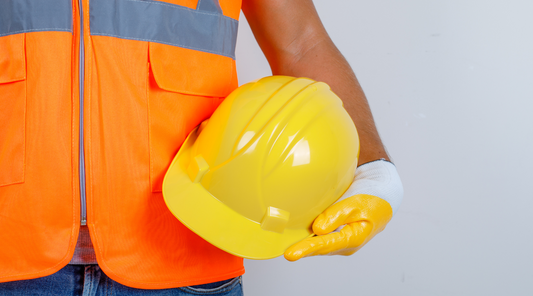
[
  {"left": 0, "top": 0, "right": 72, "bottom": 37},
  {"left": 90, "top": 0, "right": 238, "bottom": 59},
  {"left": 197, "top": 0, "right": 223, "bottom": 13}
]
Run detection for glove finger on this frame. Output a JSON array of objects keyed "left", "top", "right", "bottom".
[
  {"left": 312, "top": 197, "right": 360, "bottom": 235},
  {"left": 284, "top": 221, "right": 372, "bottom": 261},
  {"left": 284, "top": 231, "right": 347, "bottom": 262}
]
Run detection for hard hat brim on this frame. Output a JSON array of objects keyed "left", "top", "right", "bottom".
[{"left": 163, "top": 128, "right": 314, "bottom": 260}]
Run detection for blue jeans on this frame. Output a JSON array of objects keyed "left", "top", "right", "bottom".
[{"left": 0, "top": 265, "right": 243, "bottom": 296}]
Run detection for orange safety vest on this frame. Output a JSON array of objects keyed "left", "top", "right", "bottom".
[{"left": 0, "top": 0, "right": 243, "bottom": 289}]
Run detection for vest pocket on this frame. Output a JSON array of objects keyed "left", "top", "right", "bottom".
[
  {"left": 147, "top": 42, "right": 236, "bottom": 192},
  {"left": 149, "top": 42, "right": 235, "bottom": 97},
  {"left": 0, "top": 33, "right": 26, "bottom": 186}
]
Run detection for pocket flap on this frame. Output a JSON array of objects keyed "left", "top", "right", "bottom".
[
  {"left": 149, "top": 42, "right": 236, "bottom": 97},
  {"left": 0, "top": 34, "right": 26, "bottom": 83}
]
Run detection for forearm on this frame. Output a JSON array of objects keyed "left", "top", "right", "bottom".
[{"left": 243, "top": 0, "right": 389, "bottom": 164}]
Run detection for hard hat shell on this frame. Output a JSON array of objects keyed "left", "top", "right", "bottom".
[{"left": 163, "top": 76, "right": 359, "bottom": 259}]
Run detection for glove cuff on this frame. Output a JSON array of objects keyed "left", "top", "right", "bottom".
[{"left": 338, "top": 159, "right": 404, "bottom": 215}]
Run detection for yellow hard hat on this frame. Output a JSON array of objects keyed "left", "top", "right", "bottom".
[{"left": 163, "top": 76, "right": 359, "bottom": 259}]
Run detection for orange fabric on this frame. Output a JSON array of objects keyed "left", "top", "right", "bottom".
[
  {"left": 220, "top": 0, "right": 243, "bottom": 20},
  {"left": 0, "top": 0, "right": 244, "bottom": 289},
  {"left": 0, "top": 34, "right": 26, "bottom": 186},
  {"left": 159, "top": 0, "right": 198, "bottom": 9},
  {"left": 0, "top": 31, "right": 77, "bottom": 282},
  {"left": 0, "top": 34, "right": 26, "bottom": 83}
]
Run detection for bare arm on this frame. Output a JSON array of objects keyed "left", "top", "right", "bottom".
[{"left": 242, "top": 0, "right": 389, "bottom": 164}]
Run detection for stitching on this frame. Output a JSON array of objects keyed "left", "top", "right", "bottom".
[
  {"left": 0, "top": 28, "right": 72, "bottom": 37},
  {"left": 21, "top": 33, "right": 26, "bottom": 186},
  {"left": 181, "top": 276, "right": 240, "bottom": 293},
  {"left": 146, "top": 55, "right": 155, "bottom": 192},
  {"left": 97, "top": 255, "right": 244, "bottom": 289},
  {"left": 84, "top": 266, "right": 92, "bottom": 296},
  {"left": 70, "top": 0, "right": 79, "bottom": 273},
  {"left": 91, "top": 33, "right": 236, "bottom": 59},
  {"left": 228, "top": 60, "right": 236, "bottom": 91},
  {"left": 85, "top": 0, "right": 94, "bottom": 233}
]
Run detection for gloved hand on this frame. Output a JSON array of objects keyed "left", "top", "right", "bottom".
[{"left": 284, "top": 159, "right": 403, "bottom": 261}]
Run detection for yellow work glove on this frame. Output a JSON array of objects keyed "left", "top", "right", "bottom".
[{"left": 284, "top": 159, "right": 403, "bottom": 261}]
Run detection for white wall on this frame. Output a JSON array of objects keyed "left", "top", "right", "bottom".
[{"left": 236, "top": 1, "right": 533, "bottom": 295}]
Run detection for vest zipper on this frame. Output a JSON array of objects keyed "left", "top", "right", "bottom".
[{"left": 78, "top": 0, "right": 87, "bottom": 226}]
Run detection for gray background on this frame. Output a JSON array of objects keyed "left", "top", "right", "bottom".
[{"left": 235, "top": 0, "right": 533, "bottom": 295}]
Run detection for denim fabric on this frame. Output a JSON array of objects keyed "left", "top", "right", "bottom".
[{"left": 0, "top": 265, "right": 243, "bottom": 296}]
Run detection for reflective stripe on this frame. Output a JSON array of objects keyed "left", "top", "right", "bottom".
[
  {"left": 0, "top": 0, "right": 72, "bottom": 37},
  {"left": 90, "top": 0, "right": 238, "bottom": 59},
  {"left": 197, "top": 0, "right": 223, "bottom": 13}
]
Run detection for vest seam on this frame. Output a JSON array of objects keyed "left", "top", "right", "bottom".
[
  {"left": 70, "top": 0, "right": 82, "bottom": 270},
  {"left": 70, "top": 0, "right": 81, "bottom": 273},
  {"left": 228, "top": 60, "right": 235, "bottom": 91},
  {"left": 85, "top": 0, "right": 95, "bottom": 231},
  {"left": 90, "top": 223, "right": 244, "bottom": 288},
  {"left": 21, "top": 30, "right": 27, "bottom": 188},
  {"left": 91, "top": 33, "right": 236, "bottom": 59},
  {"left": 0, "top": 260, "right": 72, "bottom": 280},
  {"left": 0, "top": 29, "right": 72, "bottom": 37},
  {"left": 147, "top": 60, "right": 155, "bottom": 192}
]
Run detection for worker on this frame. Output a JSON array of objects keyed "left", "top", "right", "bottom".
[{"left": 0, "top": 0, "right": 402, "bottom": 295}]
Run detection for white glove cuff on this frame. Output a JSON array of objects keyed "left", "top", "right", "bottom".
[{"left": 337, "top": 159, "right": 403, "bottom": 215}]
